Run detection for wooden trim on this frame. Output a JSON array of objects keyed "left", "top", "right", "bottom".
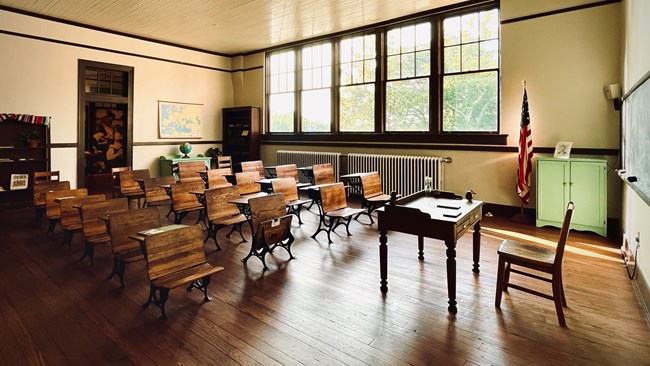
[
  {"left": 133, "top": 140, "right": 222, "bottom": 146},
  {"left": 633, "top": 267, "right": 650, "bottom": 326},
  {"left": 263, "top": 133, "right": 508, "bottom": 145},
  {"left": 500, "top": 0, "right": 621, "bottom": 25},
  {"left": 49, "top": 143, "right": 77, "bottom": 148},
  {"left": 622, "top": 69, "right": 650, "bottom": 101}
]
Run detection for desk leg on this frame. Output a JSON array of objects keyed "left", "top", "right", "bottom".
[
  {"left": 379, "top": 230, "right": 388, "bottom": 293},
  {"left": 418, "top": 235, "right": 424, "bottom": 260},
  {"left": 445, "top": 239, "right": 457, "bottom": 313},
  {"left": 472, "top": 221, "right": 481, "bottom": 273}
]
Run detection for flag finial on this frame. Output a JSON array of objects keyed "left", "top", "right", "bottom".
[{"left": 522, "top": 80, "right": 527, "bottom": 87}]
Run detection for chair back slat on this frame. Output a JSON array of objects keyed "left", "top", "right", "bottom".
[
  {"left": 111, "top": 166, "right": 130, "bottom": 197},
  {"left": 275, "top": 164, "right": 299, "bottom": 182},
  {"left": 319, "top": 182, "right": 347, "bottom": 213},
  {"left": 108, "top": 206, "right": 161, "bottom": 254},
  {"left": 144, "top": 225, "right": 206, "bottom": 280},
  {"left": 217, "top": 156, "right": 232, "bottom": 171},
  {"left": 170, "top": 181, "right": 204, "bottom": 211},
  {"left": 313, "top": 163, "right": 335, "bottom": 185},
  {"left": 81, "top": 198, "right": 129, "bottom": 238},
  {"left": 207, "top": 169, "right": 233, "bottom": 188},
  {"left": 34, "top": 180, "right": 70, "bottom": 207},
  {"left": 554, "top": 202, "right": 575, "bottom": 266},
  {"left": 241, "top": 160, "right": 265, "bottom": 177},
  {"left": 271, "top": 177, "right": 299, "bottom": 203},
  {"left": 249, "top": 193, "right": 287, "bottom": 234},
  {"left": 235, "top": 171, "right": 262, "bottom": 195},
  {"left": 205, "top": 186, "right": 242, "bottom": 221},
  {"left": 143, "top": 176, "right": 175, "bottom": 205},
  {"left": 45, "top": 188, "right": 88, "bottom": 219},
  {"left": 34, "top": 171, "right": 60, "bottom": 185},
  {"left": 177, "top": 161, "right": 207, "bottom": 183},
  {"left": 119, "top": 169, "right": 149, "bottom": 194},
  {"left": 361, "top": 172, "right": 383, "bottom": 198},
  {"left": 60, "top": 194, "right": 105, "bottom": 228}
]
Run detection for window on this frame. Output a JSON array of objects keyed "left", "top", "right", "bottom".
[
  {"left": 339, "top": 34, "right": 376, "bottom": 132},
  {"left": 442, "top": 9, "right": 499, "bottom": 132},
  {"left": 264, "top": 4, "right": 500, "bottom": 141},
  {"left": 301, "top": 43, "right": 332, "bottom": 132}
]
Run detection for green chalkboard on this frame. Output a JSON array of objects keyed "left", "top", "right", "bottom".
[{"left": 622, "top": 73, "right": 650, "bottom": 205}]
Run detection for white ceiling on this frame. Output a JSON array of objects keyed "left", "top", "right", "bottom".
[{"left": 0, "top": 0, "right": 466, "bottom": 55}]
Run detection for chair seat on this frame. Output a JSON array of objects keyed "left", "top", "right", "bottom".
[
  {"left": 209, "top": 213, "right": 247, "bottom": 226},
  {"left": 175, "top": 204, "right": 204, "bottom": 213},
  {"left": 116, "top": 249, "right": 145, "bottom": 263},
  {"left": 286, "top": 198, "right": 311, "bottom": 206},
  {"left": 243, "top": 192, "right": 267, "bottom": 199},
  {"left": 326, "top": 207, "right": 365, "bottom": 218},
  {"left": 148, "top": 198, "right": 172, "bottom": 206},
  {"left": 498, "top": 239, "right": 556, "bottom": 267},
  {"left": 366, "top": 193, "right": 391, "bottom": 203},
  {"left": 86, "top": 233, "right": 111, "bottom": 245},
  {"left": 62, "top": 224, "right": 83, "bottom": 231},
  {"left": 152, "top": 262, "right": 224, "bottom": 289}
]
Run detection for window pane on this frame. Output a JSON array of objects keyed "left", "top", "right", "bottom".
[
  {"left": 352, "top": 36, "right": 364, "bottom": 61},
  {"left": 386, "top": 78, "right": 429, "bottom": 131},
  {"left": 340, "top": 63, "right": 352, "bottom": 85},
  {"left": 401, "top": 25, "right": 415, "bottom": 53},
  {"left": 340, "top": 39, "right": 352, "bottom": 63},
  {"left": 461, "top": 13, "right": 479, "bottom": 43},
  {"left": 302, "top": 47, "right": 312, "bottom": 69},
  {"left": 442, "top": 71, "right": 497, "bottom": 132},
  {"left": 444, "top": 46, "right": 460, "bottom": 73},
  {"left": 323, "top": 66, "right": 332, "bottom": 87},
  {"left": 352, "top": 61, "right": 364, "bottom": 83},
  {"left": 387, "top": 28, "right": 400, "bottom": 55},
  {"left": 302, "top": 89, "right": 331, "bottom": 132},
  {"left": 364, "top": 34, "right": 376, "bottom": 58},
  {"left": 387, "top": 55, "right": 400, "bottom": 80},
  {"left": 415, "top": 50, "right": 430, "bottom": 77},
  {"left": 313, "top": 68, "right": 322, "bottom": 88},
  {"left": 443, "top": 17, "right": 461, "bottom": 46},
  {"left": 340, "top": 84, "right": 375, "bottom": 132},
  {"left": 461, "top": 43, "right": 479, "bottom": 71},
  {"left": 480, "top": 9, "right": 499, "bottom": 40},
  {"left": 415, "top": 22, "right": 431, "bottom": 51},
  {"left": 269, "top": 93, "right": 295, "bottom": 133},
  {"left": 364, "top": 59, "right": 376, "bottom": 82},
  {"left": 401, "top": 53, "right": 415, "bottom": 78},
  {"left": 480, "top": 40, "right": 498, "bottom": 69}
]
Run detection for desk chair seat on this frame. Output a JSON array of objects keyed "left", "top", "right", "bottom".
[
  {"left": 495, "top": 202, "right": 574, "bottom": 327},
  {"left": 312, "top": 182, "right": 364, "bottom": 244},
  {"left": 204, "top": 186, "right": 248, "bottom": 251},
  {"left": 356, "top": 172, "right": 392, "bottom": 224}
]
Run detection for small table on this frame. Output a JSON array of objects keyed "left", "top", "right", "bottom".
[
  {"left": 377, "top": 191, "right": 483, "bottom": 314},
  {"left": 228, "top": 193, "right": 266, "bottom": 220}
]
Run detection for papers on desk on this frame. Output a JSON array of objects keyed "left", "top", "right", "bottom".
[{"left": 138, "top": 224, "right": 187, "bottom": 236}]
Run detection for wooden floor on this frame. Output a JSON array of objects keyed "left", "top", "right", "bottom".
[{"left": 1, "top": 203, "right": 649, "bottom": 365}]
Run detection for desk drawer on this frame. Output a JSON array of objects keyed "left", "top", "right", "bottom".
[{"left": 456, "top": 207, "right": 482, "bottom": 237}]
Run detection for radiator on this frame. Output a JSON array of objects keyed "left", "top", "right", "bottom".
[
  {"left": 347, "top": 153, "right": 446, "bottom": 197},
  {"left": 276, "top": 150, "right": 341, "bottom": 182}
]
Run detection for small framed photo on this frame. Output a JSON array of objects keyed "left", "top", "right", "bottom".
[
  {"left": 10, "top": 174, "right": 29, "bottom": 190},
  {"left": 554, "top": 141, "right": 573, "bottom": 159}
]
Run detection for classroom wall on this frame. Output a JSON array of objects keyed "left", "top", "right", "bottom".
[
  {"left": 0, "top": 9, "right": 234, "bottom": 186},
  {"left": 240, "top": 0, "right": 623, "bottom": 217},
  {"left": 621, "top": 0, "right": 650, "bottom": 309}
]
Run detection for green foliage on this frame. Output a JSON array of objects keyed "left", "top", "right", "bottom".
[{"left": 442, "top": 71, "right": 498, "bottom": 132}]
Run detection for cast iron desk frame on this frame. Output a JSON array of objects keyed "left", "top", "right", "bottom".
[{"left": 378, "top": 191, "right": 483, "bottom": 314}]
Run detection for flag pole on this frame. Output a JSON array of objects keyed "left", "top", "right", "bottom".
[{"left": 513, "top": 79, "right": 531, "bottom": 223}]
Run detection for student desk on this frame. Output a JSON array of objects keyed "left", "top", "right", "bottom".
[{"left": 377, "top": 191, "right": 483, "bottom": 314}]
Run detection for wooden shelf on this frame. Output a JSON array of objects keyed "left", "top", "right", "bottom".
[{"left": 222, "top": 106, "right": 260, "bottom": 167}]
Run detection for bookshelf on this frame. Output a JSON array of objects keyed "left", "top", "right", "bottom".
[{"left": 222, "top": 106, "right": 260, "bottom": 169}]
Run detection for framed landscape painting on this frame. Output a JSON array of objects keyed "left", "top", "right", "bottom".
[{"left": 158, "top": 101, "right": 203, "bottom": 138}]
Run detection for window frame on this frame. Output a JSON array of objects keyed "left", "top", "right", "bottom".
[{"left": 263, "top": 1, "right": 504, "bottom": 145}]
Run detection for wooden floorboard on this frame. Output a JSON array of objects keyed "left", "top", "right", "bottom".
[{"left": 0, "top": 204, "right": 649, "bottom": 365}]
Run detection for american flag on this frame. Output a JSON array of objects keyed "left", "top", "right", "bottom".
[{"left": 517, "top": 88, "right": 533, "bottom": 205}]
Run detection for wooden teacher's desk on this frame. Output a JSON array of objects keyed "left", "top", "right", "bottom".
[{"left": 377, "top": 191, "right": 483, "bottom": 314}]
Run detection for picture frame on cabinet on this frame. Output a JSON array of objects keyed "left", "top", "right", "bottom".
[
  {"left": 10, "top": 173, "right": 29, "bottom": 190},
  {"left": 554, "top": 141, "right": 573, "bottom": 159}
]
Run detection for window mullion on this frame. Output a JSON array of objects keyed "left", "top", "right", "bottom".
[
  {"left": 376, "top": 29, "right": 385, "bottom": 134},
  {"left": 295, "top": 50, "right": 301, "bottom": 133}
]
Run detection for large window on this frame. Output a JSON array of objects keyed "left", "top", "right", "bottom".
[{"left": 265, "top": 4, "right": 499, "bottom": 140}]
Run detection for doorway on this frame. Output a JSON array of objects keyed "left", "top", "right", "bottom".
[{"left": 78, "top": 60, "right": 134, "bottom": 194}]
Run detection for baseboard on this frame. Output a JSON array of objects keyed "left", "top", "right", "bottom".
[{"left": 633, "top": 267, "right": 650, "bottom": 327}]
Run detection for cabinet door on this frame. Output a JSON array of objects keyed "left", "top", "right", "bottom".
[
  {"left": 570, "top": 160, "right": 606, "bottom": 229},
  {"left": 537, "top": 159, "right": 569, "bottom": 223}
]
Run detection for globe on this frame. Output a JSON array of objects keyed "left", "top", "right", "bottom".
[{"left": 179, "top": 142, "right": 192, "bottom": 158}]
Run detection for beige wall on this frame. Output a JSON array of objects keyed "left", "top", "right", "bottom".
[
  {"left": 253, "top": 1, "right": 623, "bottom": 216},
  {"left": 0, "top": 9, "right": 234, "bottom": 185},
  {"left": 621, "top": 0, "right": 650, "bottom": 301}
]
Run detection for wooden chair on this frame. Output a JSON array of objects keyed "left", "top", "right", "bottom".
[
  {"left": 204, "top": 186, "right": 248, "bottom": 251},
  {"left": 142, "top": 224, "right": 225, "bottom": 319},
  {"left": 356, "top": 172, "right": 392, "bottom": 224},
  {"left": 271, "top": 177, "right": 311, "bottom": 225},
  {"left": 312, "top": 163, "right": 335, "bottom": 185},
  {"left": 176, "top": 161, "right": 207, "bottom": 183},
  {"left": 207, "top": 168, "right": 233, "bottom": 189},
  {"left": 143, "top": 176, "right": 175, "bottom": 216},
  {"left": 45, "top": 188, "right": 88, "bottom": 234},
  {"left": 119, "top": 168, "right": 149, "bottom": 208},
  {"left": 34, "top": 170, "right": 60, "bottom": 185},
  {"left": 312, "top": 182, "right": 364, "bottom": 244},
  {"left": 216, "top": 156, "right": 232, "bottom": 172},
  {"left": 240, "top": 160, "right": 265, "bottom": 177},
  {"left": 170, "top": 181, "right": 205, "bottom": 224},
  {"left": 495, "top": 202, "right": 575, "bottom": 327},
  {"left": 235, "top": 171, "right": 266, "bottom": 198},
  {"left": 244, "top": 193, "right": 295, "bottom": 271},
  {"left": 107, "top": 206, "right": 161, "bottom": 288},
  {"left": 111, "top": 166, "right": 130, "bottom": 198},
  {"left": 80, "top": 198, "right": 129, "bottom": 263},
  {"left": 276, "top": 163, "right": 310, "bottom": 188},
  {"left": 33, "top": 180, "right": 70, "bottom": 221},
  {"left": 60, "top": 194, "right": 106, "bottom": 249}
]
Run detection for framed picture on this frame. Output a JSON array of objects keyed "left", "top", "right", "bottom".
[
  {"left": 158, "top": 101, "right": 203, "bottom": 139},
  {"left": 554, "top": 141, "right": 573, "bottom": 159},
  {"left": 10, "top": 173, "right": 29, "bottom": 190}
]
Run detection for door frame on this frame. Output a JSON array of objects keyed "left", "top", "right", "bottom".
[{"left": 77, "top": 60, "right": 134, "bottom": 187}]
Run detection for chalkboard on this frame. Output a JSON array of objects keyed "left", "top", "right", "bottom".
[{"left": 622, "top": 73, "right": 650, "bottom": 205}]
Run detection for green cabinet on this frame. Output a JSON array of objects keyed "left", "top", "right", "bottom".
[
  {"left": 159, "top": 155, "right": 211, "bottom": 180},
  {"left": 536, "top": 157, "right": 607, "bottom": 237}
]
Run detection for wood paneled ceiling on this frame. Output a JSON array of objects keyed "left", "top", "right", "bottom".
[{"left": 0, "top": 0, "right": 466, "bottom": 55}]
